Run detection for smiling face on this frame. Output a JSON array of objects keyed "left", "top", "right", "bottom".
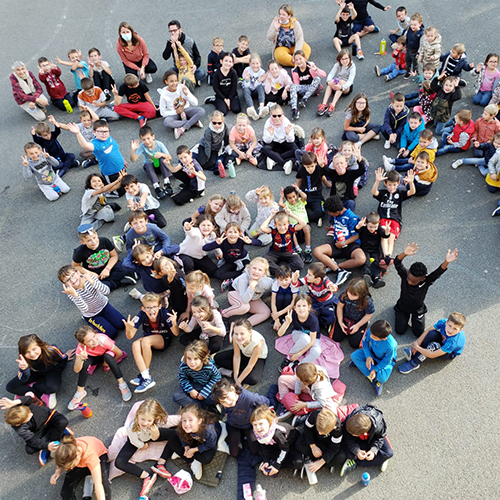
[
  {"left": 88, "top": 51, "right": 101, "bottom": 64},
  {"left": 62, "top": 270, "right": 84, "bottom": 289},
  {"left": 238, "top": 39, "right": 249, "bottom": 52},
  {"left": 487, "top": 56, "right": 499, "bottom": 70},
  {"left": 295, "top": 298, "right": 311, "bottom": 317},
  {"left": 40, "top": 61, "right": 52, "bottom": 73},
  {"left": 14, "top": 65, "right": 28, "bottom": 79},
  {"left": 191, "top": 305, "right": 208, "bottom": 322},
  {"left": 248, "top": 261, "right": 267, "bottom": 281},
  {"left": 442, "top": 80, "right": 455, "bottom": 93},
  {"left": 226, "top": 225, "right": 240, "bottom": 243},
  {"left": 396, "top": 10, "right": 407, "bottom": 22},
  {"left": 366, "top": 222, "right": 379, "bottom": 234},
  {"left": 233, "top": 324, "right": 251, "bottom": 346},
  {"left": 23, "top": 343, "right": 42, "bottom": 361},
  {"left": 275, "top": 216, "right": 289, "bottom": 234},
  {"left": 80, "top": 230, "right": 100, "bottom": 250},
  {"left": 138, "top": 251, "right": 154, "bottom": 267},
  {"left": 89, "top": 175, "right": 105, "bottom": 191},
  {"left": 81, "top": 115, "right": 93, "bottom": 128},
  {"left": 277, "top": 275, "right": 292, "bottom": 289},
  {"left": 303, "top": 161, "right": 316, "bottom": 173},
  {"left": 445, "top": 320, "right": 461, "bottom": 337},
  {"left": 211, "top": 116, "right": 224, "bottom": 132},
  {"left": 285, "top": 190, "right": 298, "bottom": 205},
  {"left": 140, "top": 132, "right": 155, "bottom": 148},
  {"left": 141, "top": 300, "right": 161, "bottom": 321},
  {"left": 333, "top": 155, "right": 348, "bottom": 175},
  {"left": 268, "top": 62, "right": 280, "bottom": 78},
  {"left": 355, "top": 97, "right": 367, "bottom": 112},
  {"left": 252, "top": 417, "right": 271, "bottom": 435},
  {"left": 392, "top": 101, "right": 405, "bottom": 114},
  {"left": 311, "top": 136, "right": 323, "bottom": 147},
  {"left": 178, "top": 151, "right": 192, "bottom": 166},
  {"left": 425, "top": 30, "right": 436, "bottom": 43},
  {"left": 493, "top": 136, "right": 500, "bottom": 149},
  {"left": 258, "top": 195, "right": 272, "bottom": 207},
  {"left": 408, "top": 117, "right": 421, "bottom": 130},
  {"left": 414, "top": 157, "right": 428, "bottom": 171},
  {"left": 218, "top": 387, "right": 239, "bottom": 407},
  {"left": 124, "top": 182, "right": 140, "bottom": 197},
  {"left": 25, "top": 146, "right": 41, "bottom": 162},
  {"left": 165, "top": 73, "right": 179, "bottom": 92},
  {"left": 250, "top": 58, "right": 261, "bottom": 72},
  {"left": 279, "top": 8, "right": 291, "bottom": 23},
  {"left": 82, "top": 331, "right": 100, "bottom": 350},
  {"left": 235, "top": 117, "right": 248, "bottom": 134},
  {"left": 198, "top": 220, "right": 214, "bottom": 237},
  {"left": 130, "top": 217, "right": 148, "bottom": 234},
  {"left": 182, "top": 411, "right": 202, "bottom": 434},
  {"left": 419, "top": 137, "right": 432, "bottom": 149},
  {"left": 293, "top": 53, "right": 307, "bottom": 69},
  {"left": 185, "top": 351, "right": 203, "bottom": 371},
  {"left": 409, "top": 20, "right": 421, "bottom": 31},
  {"left": 221, "top": 55, "right": 234, "bottom": 71},
  {"left": 423, "top": 69, "right": 434, "bottom": 81},
  {"left": 138, "top": 412, "right": 155, "bottom": 430}
]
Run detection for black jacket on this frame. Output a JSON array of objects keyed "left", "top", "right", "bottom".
[
  {"left": 256, "top": 422, "right": 299, "bottom": 470},
  {"left": 302, "top": 409, "right": 343, "bottom": 464},
  {"left": 162, "top": 33, "right": 202, "bottom": 69},
  {"left": 344, "top": 404, "right": 387, "bottom": 455}
]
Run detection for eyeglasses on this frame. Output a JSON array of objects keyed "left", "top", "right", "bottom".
[
  {"left": 272, "top": 114, "right": 283, "bottom": 118},
  {"left": 169, "top": 28, "right": 179, "bottom": 33},
  {"left": 212, "top": 121, "right": 222, "bottom": 125},
  {"left": 143, "top": 306, "right": 160, "bottom": 311}
]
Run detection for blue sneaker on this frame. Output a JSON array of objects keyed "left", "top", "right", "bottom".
[
  {"left": 39, "top": 449, "right": 50, "bottom": 466},
  {"left": 63, "top": 427, "right": 74, "bottom": 436},
  {"left": 399, "top": 360, "right": 420, "bottom": 374},
  {"left": 348, "top": 360, "right": 356, "bottom": 368},
  {"left": 373, "top": 26, "right": 380, "bottom": 33},
  {"left": 135, "top": 377, "right": 156, "bottom": 394},
  {"left": 371, "top": 380, "right": 384, "bottom": 396},
  {"left": 130, "top": 374, "right": 143, "bottom": 386},
  {"left": 403, "top": 347, "right": 412, "bottom": 361}
]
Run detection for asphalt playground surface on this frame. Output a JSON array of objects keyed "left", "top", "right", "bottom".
[{"left": 0, "top": 1, "right": 499, "bottom": 499}]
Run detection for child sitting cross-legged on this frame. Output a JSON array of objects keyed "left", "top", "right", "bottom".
[
  {"left": 412, "top": 151, "right": 438, "bottom": 196},
  {"left": 271, "top": 265, "right": 300, "bottom": 331},
  {"left": 435, "top": 109, "right": 474, "bottom": 157},
  {"left": 374, "top": 36, "right": 407, "bottom": 82}
]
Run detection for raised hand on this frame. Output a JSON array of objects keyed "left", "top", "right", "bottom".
[
  {"left": 404, "top": 242, "right": 419, "bottom": 256},
  {"left": 445, "top": 248, "right": 458, "bottom": 263},
  {"left": 374, "top": 167, "right": 386, "bottom": 183}
]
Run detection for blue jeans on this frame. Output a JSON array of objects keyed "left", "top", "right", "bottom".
[
  {"left": 242, "top": 85, "right": 265, "bottom": 108},
  {"left": 172, "top": 383, "right": 217, "bottom": 408},
  {"left": 435, "top": 118, "right": 453, "bottom": 136},
  {"left": 393, "top": 158, "right": 413, "bottom": 172},
  {"left": 380, "top": 62, "right": 406, "bottom": 80},
  {"left": 460, "top": 157, "right": 489, "bottom": 176},
  {"left": 405, "top": 97, "right": 419, "bottom": 107},
  {"left": 170, "top": 66, "right": 205, "bottom": 84},
  {"left": 472, "top": 90, "right": 492, "bottom": 106},
  {"left": 86, "top": 302, "right": 125, "bottom": 339},
  {"left": 342, "top": 122, "right": 381, "bottom": 142}
]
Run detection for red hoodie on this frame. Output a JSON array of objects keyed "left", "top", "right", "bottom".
[
  {"left": 450, "top": 119, "right": 475, "bottom": 150},
  {"left": 392, "top": 49, "right": 407, "bottom": 71}
]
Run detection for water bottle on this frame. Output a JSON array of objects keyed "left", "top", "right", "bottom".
[
  {"left": 337, "top": 231, "right": 345, "bottom": 244},
  {"left": 153, "top": 157, "right": 160, "bottom": 168},
  {"left": 63, "top": 99, "right": 73, "bottom": 113},
  {"left": 83, "top": 475, "right": 94, "bottom": 500},
  {"left": 52, "top": 184, "right": 61, "bottom": 195},
  {"left": 77, "top": 402, "right": 93, "bottom": 418},
  {"left": 379, "top": 38, "right": 387, "bottom": 55},
  {"left": 215, "top": 470, "right": 222, "bottom": 480},
  {"left": 361, "top": 472, "right": 371, "bottom": 486},
  {"left": 227, "top": 160, "right": 236, "bottom": 178},
  {"left": 218, "top": 159, "right": 226, "bottom": 178},
  {"left": 254, "top": 484, "right": 267, "bottom": 500}
]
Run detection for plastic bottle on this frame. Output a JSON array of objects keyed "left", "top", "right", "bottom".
[
  {"left": 379, "top": 38, "right": 386, "bottom": 55},
  {"left": 63, "top": 99, "right": 73, "bottom": 113},
  {"left": 254, "top": 484, "right": 267, "bottom": 500},
  {"left": 337, "top": 231, "right": 345, "bottom": 244},
  {"left": 52, "top": 184, "right": 61, "bottom": 195},
  {"left": 153, "top": 157, "right": 160, "bottom": 168},
  {"left": 218, "top": 159, "right": 226, "bottom": 178},
  {"left": 362, "top": 472, "right": 371, "bottom": 486},
  {"left": 227, "top": 160, "right": 236, "bottom": 178},
  {"left": 77, "top": 402, "right": 93, "bottom": 418},
  {"left": 83, "top": 475, "right": 94, "bottom": 500}
]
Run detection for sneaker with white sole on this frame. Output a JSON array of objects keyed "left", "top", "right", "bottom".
[
  {"left": 266, "top": 157, "right": 276, "bottom": 171},
  {"left": 196, "top": 120, "right": 204, "bottom": 128},
  {"left": 145, "top": 74, "right": 153, "bottom": 84},
  {"left": 151, "top": 463, "right": 171, "bottom": 479},
  {"left": 112, "top": 235, "right": 125, "bottom": 253},
  {"left": 384, "top": 139, "right": 391, "bottom": 149},
  {"left": 129, "top": 288, "right": 143, "bottom": 300},
  {"left": 247, "top": 106, "right": 258, "bottom": 120},
  {"left": 68, "top": 390, "right": 87, "bottom": 410},
  {"left": 398, "top": 360, "right": 420, "bottom": 374},
  {"left": 135, "top": 377, "right": 156, "bottom": 393},
  {"left": 190, "top": 459, "right": 203, "bottom": 480},
  {"left": 259, "top": 105, "right": 269, "bottom": 118},
  {"left": 317, "top": 218, "right": 323, "bottom": 228},
  {"left": 492, "top": 205, "right": 500, "bottom": 217},
  {"left": 451, "top": 159, "right": 463, "bottom": 169},
  {"left": 140, "top": 474, "right": 157, "bottom": 496},
  {"left": 174, "top": 127, "right": 185, "bottom": 140},
  {"left": 382, "top": 155, "right": 394, "bottom": 172},
  {"left": 403, "top": 347, "right": 412, "bottom": 361},
  {"left": 374, "top": 65, "right": 381, "bottom": 77},
  {"left": 47, "top": 393, "right": 57, "bottom": 409},
  {"left": 380, "top": 459, "right": 390, "bottom": 472},
  {"left": 283, "top": 160, "right": 293, "bottom": 175},
  {"left": 39, "top": 449, "right": 50, "bottom": 466},
  {"left": 120, "top": 384, "right": 132, "bottom": 402},
  {"left": 340, "top": 458, "right": 357, "bottom": 477},
  {"left": 335, "top": 269, "right": 351, "bottom": 286}
]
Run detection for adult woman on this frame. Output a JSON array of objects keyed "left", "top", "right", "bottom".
[
  {"left": 10, "top": 61, "right": 49, "bottom": 120},
  {"left": 116, "top": 22, "right": 157, "bottom": 83},
  {"left": 267, "top": 4, "right": 311, "bottom": 67}
]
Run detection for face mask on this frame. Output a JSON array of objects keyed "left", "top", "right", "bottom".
[{"left": 121, "top": 33, "right": 132, "bottom": 42}]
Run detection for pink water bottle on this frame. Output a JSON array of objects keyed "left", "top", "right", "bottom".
[
  {"left": 218, "top": 159, "right": 226, "bottom": 178},
  {"left": 77, "top": 402, "right": 93, "bottom": 418}
]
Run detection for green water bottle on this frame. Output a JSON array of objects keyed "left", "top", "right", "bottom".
[
  {"left": 228, "top": 160, "right": 236, "bottom": 178},
  {"left": 63, "top": 99, "right": 73, "bottom": 113}
]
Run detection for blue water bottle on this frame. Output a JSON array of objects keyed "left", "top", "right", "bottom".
[{"left": 362, "top": 472, "right": 370, "bottom": 486}]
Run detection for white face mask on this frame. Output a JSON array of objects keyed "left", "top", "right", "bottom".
[{"left": 121, "top": 33, "right": 132, "bottom": 42}]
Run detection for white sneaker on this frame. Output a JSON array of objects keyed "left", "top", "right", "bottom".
[
  {"left": 195, "top": 120, "right": 204, "bottom": 128},
  {"left": 384, "top": 139, "right": 391, "bottom": 150},
  {"left": 246, "top": 106, "right": 258, "bottom": 120},
  {"left": 129, "top": 288, "right": 143, "bottom": 300},
  {"left": 451, "top": 159, "right": 463, "bottom": 169},
  {"left": 355, "top": 140, "right": 363, "bottom": 149},
  {"left": 317, "top": 218, "right": 323, "bottom": 228},
  {"left": 190, "top": 459, "right": 203, "bottom": 480},
  {"left": 266, "top": 157, "right": 276, "bottom": 171},
  {"left": 382, "top": 155, "right": 394, "bottom": 172},
  {"left": 68, "top": 390, "right": 87, "bottom": 410},
  {"left": 283, "top": 160, "right": 293, "bottom": 175},
  {"left": 374, "top": 134, "right": 380, "bottom": 140},
  {"left": 258, "top": 105, "right": 269, "bottom": 118},
  {"left": 174, "top": 127, "right": 184, "bottom": 140},
  {"left": 146, "top": 73, "right": 153, "bottom": 84},
  {"left": 48, "top": 393, "right": 57, "bottom": 409},
  {"left": 380, "top": 459, "right": 389, "bottom": 472}
]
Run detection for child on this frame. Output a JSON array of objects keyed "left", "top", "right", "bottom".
[
  {"left": 182, "top": 270, "right": 216, "bottom": 322},
  {"left": 313, "top": 195, "right": 366, "bottom": 286},
  {"left": 177, "top": 216, "right": 220, "bottom": 276},
  {"left": 342, "top": 93, "right": 381, "bottom": 146},
  {"left": 404, "top": 13, "right": 424, "bottom": 78},
  {"left": 203, "top": 222, "right": 262, "bottom": 286},
  {"left": 115, "top": 399, "right": 173, "bottom": 497},
  {"left": 418, "top": 27, "right": 442, "bottom": 73},
  {"left": 77, "top": 77, "right": 120, "bottom": 121},
  {"left": 350, "top": 319, "right": 397, "bottom": 395},
  {"left": 173, "top": 341, "right": 221, "bottom": 408},
  {"left": 188, "top": 193, "right": 226, "bottom": 226},
  {"left": 68, "top": 326, "right": 131, "bottom": 410},
  {"left": 472, "top": 53, "right": 500, "bottom": 106},
  {"left": 325, "top": 151, "right": 366, "bottom": 212},
  {"left": 246, "top": 185, "right": 280, "bottom": 244},
  {"left": 196, "top": 110, "right": 230, "bottom": 172},
  {"left": 271, "top": 265, "right": 301, "bottom": 331},
  {"left": 341, "top": 139, "right": 368, "bottom": 193},
  {"left": 277, "top": 294, "right": 321, "bottom": 370},
  {"left": 131, "top": 126, "right": 173, "bottom": 199},
  {"left": 299, "top": 262, "right": 338, "bottom": 326},
  {"left": 333, "top": 3, "right": 363, "bottom": 59},
  {"left": 214, "top": 319, "right": 268, "bottom": 386},
  {"left": 67, "top": 120, "right": 127, "bottom": 195},
  {"left": 58, "top": 264, "right": 125, "bottom": 339},
  {"left": 159, "top": 70, "right": 205, "bottom": 140},
  {"left": 221, "top": 257, "right": 273, "bottom": 326},
  {"left": 56, "top": 49, "right": 90, "bottom": 95},
  {"left": 215, "top": 192, "right": 251, "bottom": 234},
  {"left": 32, "top": 117, "right": 79, "bottom": 176},
  {"left": 429, "top": 75, "right": 462, "bottom": 135},
  {"left": 453, "top": 129, "right": 500, "bottom": 175},
  {"left": 318, "top": 49, "right": 357, "bottom": 116},
  {"left": 251, "top": 405, "right": 303, "bottom": 476},
  {"left": 72, "top": 223, "right": 131, "bottom": 290},
  {"left": 232, "top": 35, "right": 251, "bottom": 78},
  {"left": 399, "top": 312, "right": 466, "bottom": 374},
  {"left": 167, "top": 145, "right": 206, "bottom": 206},
  {"left": 340, "top": 404, "right": 393, "bottom": 476},
  {"left": 152, "top": 257, "right": 188, "bottom": 314},
  {"left": 393, "top": 242, "right": 458, "bottom": 336},
  {"left": 242, "top": 54, "right": 268, "bottom": 120},
  {"left": 397, "top": 112, "right": 426, "bottom": 158},
  {"left": 381, "top": 92, "right": 410, "bottom": 149},
  {"left": 37, "top": 57, "right": 75, "bottom": 111},
  {"left": 262, "top": 104, "right": 297, "bottom": 173},
  {"left": 290, "top": 50, "right": 326, "bottom": 120},
  {"left": 51, "top": 435, "right": 110, "bottom": 500},
  {"left": 469, "top": 105, "right": 500, "bottom": 156},
  {"left": 211, "top": 52, "right": 241, "bottom": 115},
  {"left": 172, "top": 40, "right": 196, "bottom": 92},
  {"left": 264, "top": 60, "right": 292, "bottom": 106},
  {"left": 1, "top": 394, "right": 69, "bottom": 465},
  {"left": 356, "top": 212, "right": 390, "bottom": 288},
  {"left": 296, "top": 152, "right": 327, "bottom": 226},
  {"left": 212, "top": 379, "right": 269, "bottom": 457},
  {"left": 160, "top": 404, "right": 222, "bottom": 480},
  {"left": 88, "top": 47, "right": 115, "bottom": 97},
  {"left": 113, "top": 74, "right": 157, "bottom": 125},
  {"left": 389, "top": 6, "right": 410, "bottom": 43},
  {"left": 207, "top": 37, "right": 224, "bottom": 85},
  {"left": 122, "top": 174, "right": 167, "bottom": 228},
  {"left": 333, "top": 277, "right": 374, "bottom": 348},
  {"left": 302, "top": 127, "right": 329, "bottom": 167},
  {"left": 374, "top": 36, "right": 407, "bottom": 81},
  {"left": 412, "top": 151, "right": 438, "bottom": 195},
  {"left": 6, "top": 334, "right": 70, "bottom": 409},
  {"left": 401, "top": 64, "right": 437, "bottom": 107},
  {"left": 371, "top": 168, "right": 416, "bottom": 261},
  {"left": 227, "top": 113, "right": 259, "bottom": 165},
  {"left": 21, "top": 142, "right": 70, "bottom": 201},
  {"left": 124, "top": 292, "right": 179, "bottom": 393},
  {"left": 410, "top": 79, "right": 436, "bottom": 123},
  {"left": 260, "top": 209, "right": 307, "bottom": 274},
  {"left": 179, "top": 296, "right": 226, "bottom": 353},
  {"left": 439, "top": 43, "right": 474, "bottom": 86},
  {"left": 486, "top": 149, "right": 500, "bottom": 193},
  {"left": 436, "top": 109, "right": 474, "bottom": 156},
  {"left": 279, "top": 185, "right": 312, "bottom": 261}
]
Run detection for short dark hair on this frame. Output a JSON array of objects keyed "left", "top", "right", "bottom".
[
  {"left": 168, "top": 20, "right": 181, "bottom": 29},
  {"left": 38, "top": 56, "right": 49, "bottom": 64},
  {"left": 422, "top": 63, "right": 435, "bottom": 72},
  {"left": 419, "top": 129, "right": 433, "bottom": 140},
  {"left": 396, "top": 6, "right": 407, "bottom": 13},
  {"left": 409, "top": 261, "right": 427, "bottom": 277},
  {"left": 93, "top": 120, "right": 109, "bottom": 131},
  {"left": 302, "top": 151, "right": 316, "bottom": 166},
  {"left": 121, "top": 174, "right": 139, "bottom": 188},
  {"left": 397, "top": 36, "right": 407, "bottom": 46},
  {"left": 284, "top": 185, "right": 298, "bottom": 198},
  {"left": 308, "top": 262, "right": 326, "bottom": 279},
  {"left": 275, "top": 265, "right": 292, "bottom": 279},
  {"left": 84, "top": 173, "right": 106, "bottom": 190},
  {"left": 162, "top": 69, "right": 177, "bottom": 83},
  {"left": 128, "top": 210, "right": 148, "bottom": 223},
  {"left": 176, "top": 145, "right": 190, "bottom": 156},
  {"left": 366, "top": 211, "right": 380, "bottom": 224},
  {"left": 409, "top": 111, "right": 422, "bottom": 121},
  {"left": 139, "top": 126, "right": 154, "bottom": 138},
  {"left": 88, "top": 47, "right": 101, "bottom": 56},
  {"left": 392, "top": 92, "right": 405, "bottom": 103},
  {"left": 370, "top": 319, "right": 392, "bottom": 339},
  {"left": 324, "top": 195, "right": 344, "bottom": 214},
  {"left": 212, "top": 378, "right": 242, "bottom": 403},
  {"left": 416, "top": 151, "right": 430, "bottom": 162},
  {"left": 81, "top": 77, "right": 94, "bottom": 90},
  {"left": 219, "top": 51, "right": 234, "bottom": 62},
  {"left": 385, "top": 170, "right": 400, "bottom": 183}
]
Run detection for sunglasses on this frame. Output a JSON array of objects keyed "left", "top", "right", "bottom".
[
  {"left": 212, "top": 121, "right": 223, "bottom": 125},
  {"left": 272, "top": 114, "right": 283, "bottom": 118}
]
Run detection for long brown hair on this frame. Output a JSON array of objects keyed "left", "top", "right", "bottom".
[
  {"left": 342, "top": 278, "right": 371, "bottom": 310},
  {"left": 177, "top": 404, "right": 218, "bottom": 445},
  {"left": 118, "top": 21, "right": 140, "bottom": 47},
  {"left": 346, "top": 93, "right": 371, "bottom": 124},
  {"left": 55, "top": 435, "right": 79, "bottom": 470},
  {"left": 18, "top": 334, "right": 60, "bottom": 368}
]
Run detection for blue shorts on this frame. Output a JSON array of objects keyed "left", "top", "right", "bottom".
[{"left": 353, "top": 15, "right": 375, "bottom": 32}]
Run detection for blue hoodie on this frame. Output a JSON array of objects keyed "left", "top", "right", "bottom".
[
  {"left": 400, "top": 120, "right": 426, "bottom": 151},
  {"left": 362, "top": 331, "right": 398, "bottom": 373}
]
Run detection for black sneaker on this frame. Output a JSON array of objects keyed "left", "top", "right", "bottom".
[
  {"left": 164, "top": 184, "right": 174, "bottom": 196},
  {"left": 372, "top": 277, "right": 386, "bottom": 289},
  {"left": 108, "top": 202, "right": 121, "bottom": 212},
  {"left": 291, "top": 108, "right": 300, "bottom": 120},
  {"left": 204, "top": 95, "right": 216, "bottom": 104},
  {"left": 403, "top": 72, "right": 411, "bottom": 79},
  {"left": 303, "top": 250, "right": 313, "bottom": 264},
  {"left": 121, "top": 275, "right": 137, "bottom": 285},
  {"left": 155, "top": 187, "right": 166, "bottom": 200},
  {"left": 351, "top": 43, "right": 357, "bottom": 56},
  {"left": 362, "top": 273, "right": 372, "bottom": 286},
  {"left": 299, "top": 98, "right": 307, "bottom": 108},
  {"left": 278, "top": 357, "right": 292, "bottom": 373}
]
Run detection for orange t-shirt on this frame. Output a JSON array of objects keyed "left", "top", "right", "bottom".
[{"left": 76, "top": 436, "right": 108, "bottom": 471}]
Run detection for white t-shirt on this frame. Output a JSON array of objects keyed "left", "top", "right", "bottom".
[
  {"left": 235, "top": 330, "right": 268, "bottom": 359},
  {"left": 125, "top": 183, "right": 160, "bottom": 210}
]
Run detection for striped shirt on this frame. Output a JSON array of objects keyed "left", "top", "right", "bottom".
[
  {"left": 178, "top": 358, "right": 221, "bottom": 399},
  {"left": 67, "top": 278, "right": 110, "bottom": 317}
]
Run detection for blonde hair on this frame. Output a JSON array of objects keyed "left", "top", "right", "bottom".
[
  {"left": 211, "top": 110, "right": 225, "bottom": 121},
  {"left": 410, "top": 12, "right": 423, "bottom": 23},
  {"left": 235, "top": 113, "right": 250, "bottom": 125},
  {"left": 425, "top": 26, "right": 438, "bottom": 35},
  {"left": 4, "top": 405, "right": 30, "bottom": 426},
  {"left": 141, "top": 292, "right": 162, "bottom": 306},
  {"left": 132, "top": 399, "right": 168, "bottom": 433},
  {"left": 279, "top": 4, "right": 294, "bottom": 16},
  {"left": 250, "top": 404, "right": 277, "bottom": 425},
  {"left": 316, "top": 407, "right": 338, "bottom": 435},
  {"left": 184, "top": 340, "right": 211, "bottom": 366},
  {"left": 257, "top": 186, "right": 273, "bottom": 200},
  {"left": 185, "top": 270, "right": 211, "bottom": 291},
  {"left": 227, "top": 193, "right": 244, "bottom": 210},
  {"left": 456, "top": 109, "right": 472, "bottom": 123},
  {"left": 452, "top": 43, "right": 466, "bottom": 55},
  {"left": 247, "top": 257, "right": 270, "bottom": 276},
  {"left": 448, "top": 312, "right": 466, "bottom": 329},
  {"left": 484, "top": 104, "right": 498, "bottom": 117},
  {"left": 310, "top": 127, "right": 326, "bottom": 141},
  {"left": 295, "top": 363, "right": 327, "bottom": 385},
  {"left": 249, "top": 53, "right": 261, "bottom": 64},
  {"left": 213, "top": 36, "right": 224, "bottom": 45}
]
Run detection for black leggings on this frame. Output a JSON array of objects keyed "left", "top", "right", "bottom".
[
  {"left": 262, "top": 141, "right": 297, "bottom": 167},
  {"left": 171, "top": 170, "right": 203, "bottom": 206},
  {"left": 226, "top": 424, "right": 259, "bottom": 457},
  {"left": 177, "top": 254, "right": 217, "bottom": 277},
  {"left": 265, "top": 88, "right": 290, "bottom": 106},
  {"left": 162, "top": 431, "right": 218, "bottom": 464},
  {"left": 25, "top": 412, "right": 68, "bottom": 454},
  {"left": 294, "top": 434, "right": 346, "bottom": 468},
  {"left": 214, "top": 96, "right": 241, "bottom": 115},
  {"left": 214, "top": 260, "right": 249, "bottom": 280},
  {"left": 179, "top": 328, "right": 224, "bottom": 354},
  {"left": 77, "top": 353, "right": 123, "bottom": 387},
  {"left": 6, "top": 366, "right": 65, "bottom": 398},
  {"left": 115, "top": 430, "right": 172, "bottom": 478},
  {"left": 123, "top": 58, "right": 157, "bottom": 76},
  {"left": 61, "top": 454, "right": 111, "bottom": 500},
  {"left": 145, "top": 208, "right": 167, "bottom": 229},
  {"left": 213, "top": 350, "right": 266, "bottom": 386},
  {"left": 332, "top": 318, "right": 366, "bottom": 348},
  {"left": 92, "top": 71, "right": 115, "bottom": 93}
]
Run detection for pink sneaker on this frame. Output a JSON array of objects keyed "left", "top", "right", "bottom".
[
  {"left": 87, "top": 364, "right": 97, "bottom": 375},
  {"left": 116, "top": 351, "right": 128, "bottom": 364}
]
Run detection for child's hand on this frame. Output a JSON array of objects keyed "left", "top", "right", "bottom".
[
  {"left": 48, "top": 115, "right": 57, "bottom": 126},
  {"left": 357, "top": 450, "right": 367, "bottom": 460},
  {"left": 0, "top": 397, "right": 17, "bottom": 409},
  {"left": 66, "top": 122, "right": 80, "bottom": 134},
  {"left": 179, "top": 311, "right": 189, "bottom": 322},
  {"left": 446, "top": 135, "right": 453, "bottom": 144},
  {"left": 285, "top": 124, "right": 293, "bottom": 135},
  {"left": 122, "top": 314, "right": 135, "bottom": 330},
  {"left": 358, "top": 217, "right": 367, "bottom": 228},
  {"left": 383, "top": 221, "right": 391, "bottom": 234},
  {"left": 42, "top": 148, "right": 49, "bottom": 158},
  {"left": 285, "top": 309, "right": 293, "bottom": 323},
  {"left": 445, "top": 248, "right": 458, "bottom": 263},
  {"left": 184, "top": 221, "right": 192, "bottom": 231},
  {"left": 366, "top": 357, "right": 374, "bottom": 370},
  {"left": 47, "top": 441, "right": 60, "bottom": 453},
  {"left": 241, "top": 234, "right": 253, "bottom": 244},
  {"left": 180, "top": 82, "right": 189, "bottom": 95},
  {"left": 374, "top": 168, "right": 386, "bottom": 183},
  {"left": 292, "top": 269, "right": 300, "bottom": 282},
  {"left": 111, "top": 84, "right": 119, "bottom": 96},
  {"left": 189, "top": 389, "right": 199, "bottom": 399},
  {"left": 404, "top": 242, "right": 419, "bottom": 256},
  {"left": 55, "top": 56, "right": 63, "bottom": 64},
  {"left": 184, "top": 447, "right": 196, "bottom": 459},
  {"left": 15, "top": 354, "right": 29, "bottom": 371},
  {"left": 62, "top": 283, "right": 78, "bottom": 297},
  {"left": 469, "top": 62, "right": 474, "bottom": 69},
  {"left": 153, "top": 250, "right": 163, "bottom": 260},
  {"left": 131, "top": 139, "right": 140, "bottom": 151},
  {"left": 78, "top": 345, "right": 88, "bottom": 361},
  {"left": 290, "top": 401, "right": 307, "bottom": 412},
  {"left": 21, "top": 155, "right": 29, "bottom": 167},
  {"left": 310, "top": 444, "right": 323, "bottom": 458},
  {"left": 179, "top": 320, "right": 189, "bottom": 332},
  {"left": 327, "top": 282, "right": 338, "bottom": 293},
  {"left": 368, "top": 369, "right": 376, "bottom": 381},
  {"left": 365, "top": 450, "right": 375, "bottom": 461},
  {"left": 216, "top": 235, "right": 226, "bottom": 245},
  {"left": 273, "top": 318, "right": 281, "bottom": 331},
  {"left": 30, "top": 125, "right": 37, "bottom": 136},
  {"left": 404, "top": 169, "right": 415, "bottom": 183},
  {"left": 167, "top": 310, "right": 178, "bottom": 325},
  {"left": 50, "top": 469, "right": 61, "bottom": 485},
  {"left": 267, "top": 124, "right": 275, "bottom": 135}
]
